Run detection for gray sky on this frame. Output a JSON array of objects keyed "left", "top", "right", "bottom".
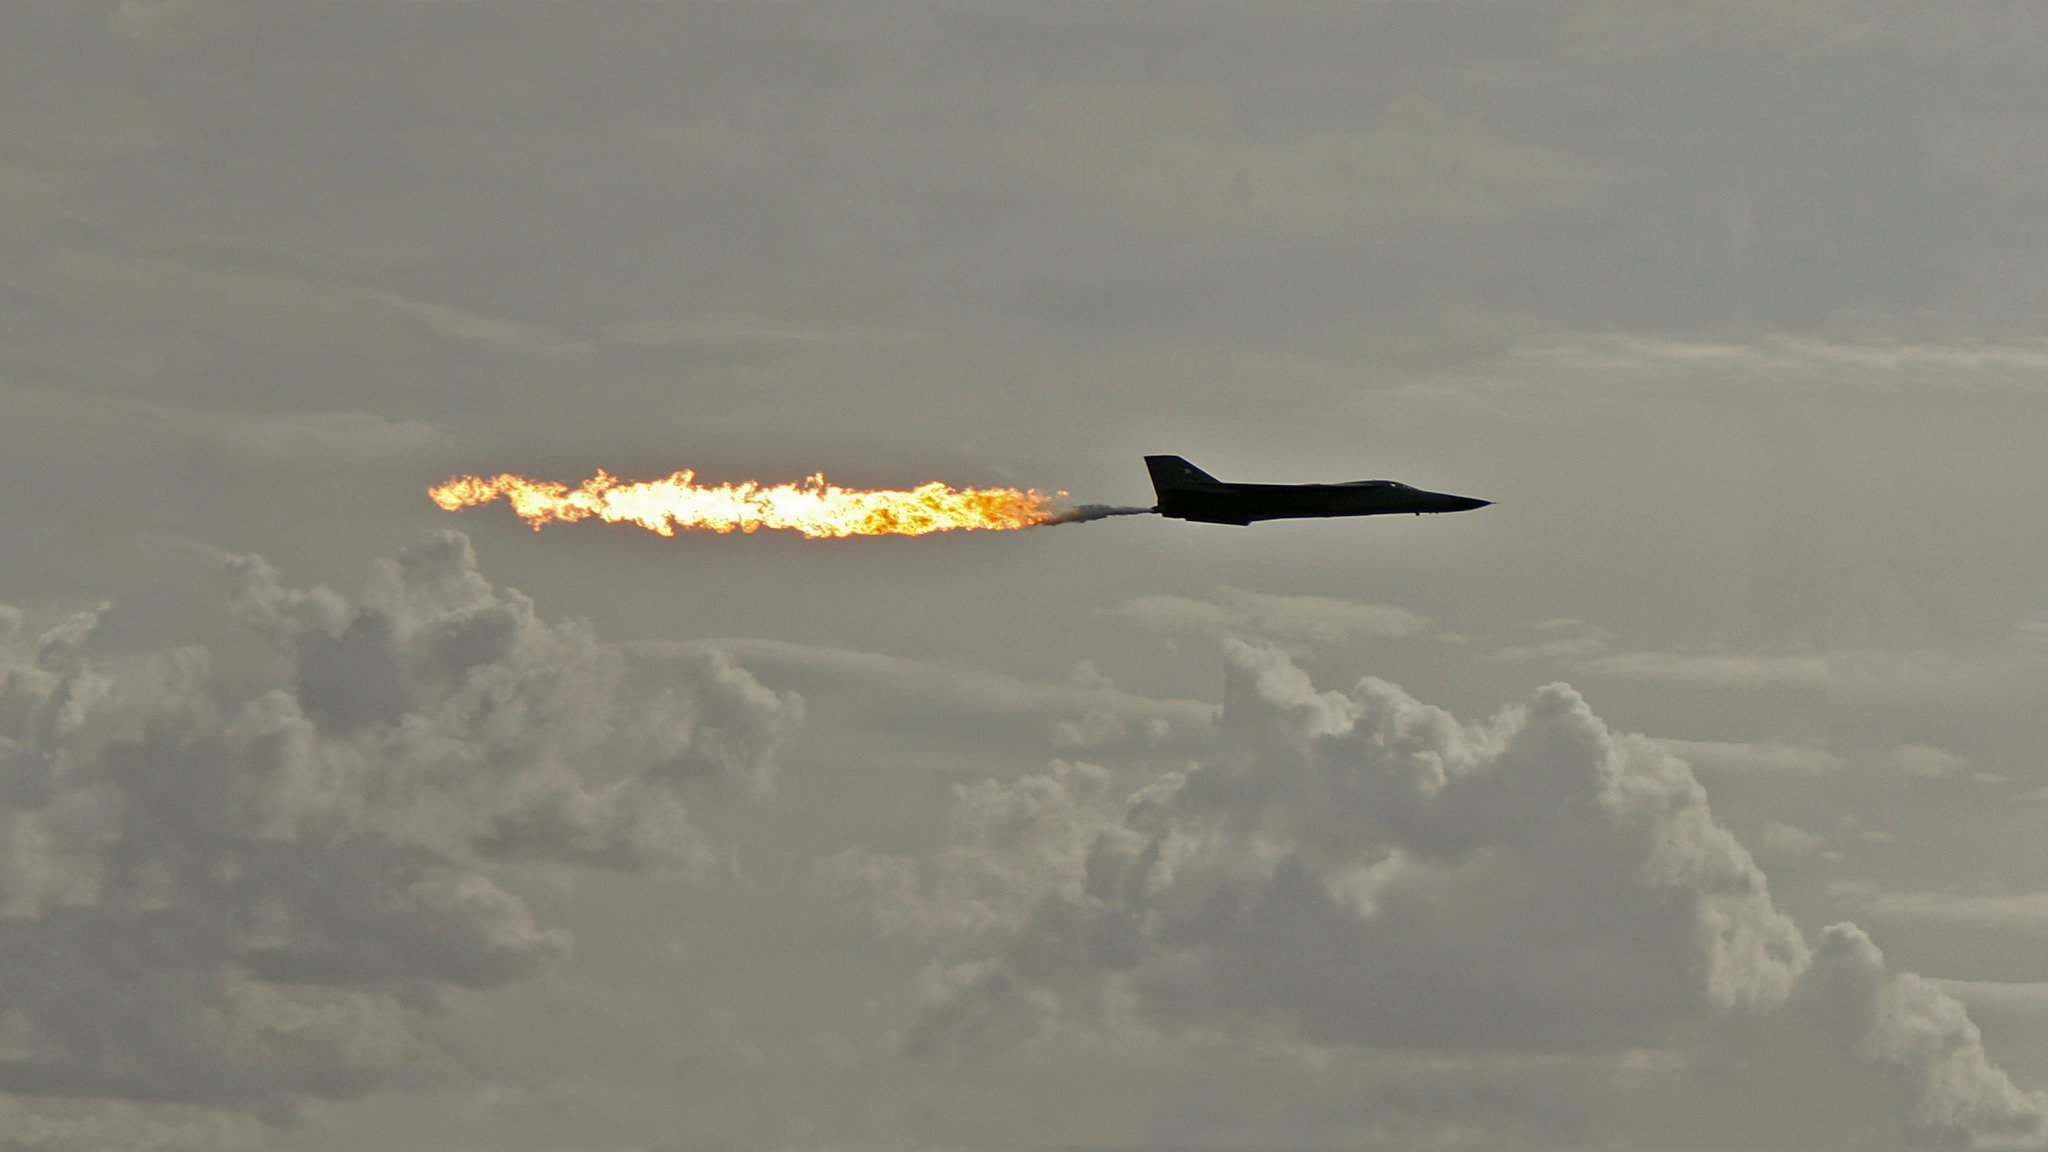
[{"left": 4, "top": 3, "right": 2048, "bottom": 1149}]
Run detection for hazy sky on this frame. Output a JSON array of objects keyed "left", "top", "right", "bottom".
[{"left": 5, "top": 3, "right": 2048, "bottom": 1149}]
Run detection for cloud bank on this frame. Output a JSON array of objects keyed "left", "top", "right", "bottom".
[
  {"left": 840, "top": 641, "right": 2043, "bottom": 1146},
  {"left": 0, "top": 532, "right": 797, "bottom": 1146}
]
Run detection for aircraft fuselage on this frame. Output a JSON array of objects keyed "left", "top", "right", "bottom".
[{"left": 1145, "top": 456, "right": 1490, "bottom": 525}]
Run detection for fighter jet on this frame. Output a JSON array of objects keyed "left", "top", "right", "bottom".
[{"left": 1146, "top": 455, "right": 1490, "bottom": 525}]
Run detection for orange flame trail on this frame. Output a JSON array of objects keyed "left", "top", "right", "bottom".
[{"left": 429, "top": 469, "right": 1073, "bottom": 538}]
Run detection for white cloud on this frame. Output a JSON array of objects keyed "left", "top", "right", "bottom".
[{"left": 841, "top": 642, "right": 2042, "bottom": 1145}]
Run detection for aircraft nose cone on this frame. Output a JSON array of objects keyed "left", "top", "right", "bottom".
[{"left": 1429, "top": 492, "right": 1491, "bottom": 513}]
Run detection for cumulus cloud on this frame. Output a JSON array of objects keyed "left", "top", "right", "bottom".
[
  {"left": 0, "top": 532, "right": 797, "bottom": 1140},
  {"left": 1800, "top": 925, "right": 2047, "bottom": 1145},
  {"left": 839, "top": 642, "right": 2042, "bottom": 1145}
]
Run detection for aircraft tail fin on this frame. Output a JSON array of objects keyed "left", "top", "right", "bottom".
[{"left": 1145, "top": 455, "right": 1220, "bottom": 498}]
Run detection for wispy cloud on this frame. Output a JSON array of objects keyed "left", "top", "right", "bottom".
[
  {"left": 1112, "top": 587, "right": 1429, "bottom": 647},
  {"left": 1660, "top": 738, "right": 1842, "bottom": 776},
  {"left": 1436, "top": 333, "right": 2048, "bottom": 400},
  {"left": 599, "top": 317, "right": 928, "bottom": 347},
  {"left": 636, "top": 636, "right": 1215, "bottom": 759},
  {"left": 1583, "top": 650, "right": 1828, "bottom": 691}
]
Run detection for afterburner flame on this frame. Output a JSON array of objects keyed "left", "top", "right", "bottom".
[{"left": 429, "top": 469, "right": 1068, "bottom": 538}]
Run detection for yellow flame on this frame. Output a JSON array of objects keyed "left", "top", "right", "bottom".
[{"left": 429, "top": 469, "right": 1065, "bottom": 538}]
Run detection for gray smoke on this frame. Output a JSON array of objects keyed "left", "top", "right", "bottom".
[{"left": 1041, "top": 504, "right": 1157, "bottom": 526}]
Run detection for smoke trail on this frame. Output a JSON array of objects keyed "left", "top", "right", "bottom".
[{"left": 1041, "top": 504, "right": 1157, "bottom": 526}]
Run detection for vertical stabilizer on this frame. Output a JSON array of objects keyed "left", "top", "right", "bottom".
[{"left": 1145, "top": 455, "right": 1220, "bottom": 498}]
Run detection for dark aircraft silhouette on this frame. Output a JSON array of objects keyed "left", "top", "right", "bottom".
[{"left": 1146, "top": 456, "right": 1490, "bottom": 525}]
